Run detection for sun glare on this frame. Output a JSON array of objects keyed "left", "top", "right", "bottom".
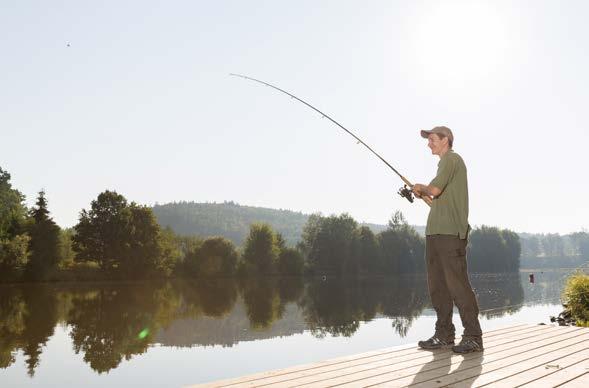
[{"left": 410, "top": 2, "right": 513, "bottom": 84}]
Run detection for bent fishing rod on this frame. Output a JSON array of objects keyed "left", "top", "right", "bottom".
[{"left": 230, "top": 73, "right": 432, "bottom": 207}]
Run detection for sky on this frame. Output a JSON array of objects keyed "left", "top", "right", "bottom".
[{"left": 1, "top": 0, "right": 588, "bottom": 234}]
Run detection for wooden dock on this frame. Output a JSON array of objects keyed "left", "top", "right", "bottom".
[{"left": 191, "top": 324, "right": 589, "bottom": 387}]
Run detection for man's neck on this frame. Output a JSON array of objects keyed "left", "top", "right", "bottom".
[{"left": 437, "top": 147, "right": 451, "bottom": 159}]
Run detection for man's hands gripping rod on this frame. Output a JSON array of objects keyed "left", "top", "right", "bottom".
[
  {"left": 397, "top": 181, "right": 434, "bottom": 207},
  {"left": 412, "top": 183, "right": 441, "bottom": 207}
]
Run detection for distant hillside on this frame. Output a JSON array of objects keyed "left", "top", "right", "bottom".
[
  {"left": 153, "top": 201, "right": 308, "bottom": 246},
  {"left": 152, "top": 201, "right": 408, "bottom": 246}
]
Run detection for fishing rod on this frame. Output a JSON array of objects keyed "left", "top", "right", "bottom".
[{"left": 230, "top": 73, "right": 432, "bottom": 207}]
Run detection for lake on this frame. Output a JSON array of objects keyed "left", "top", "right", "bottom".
[{"left": 0, "top": 269, "right": 573, "bottom": 387}]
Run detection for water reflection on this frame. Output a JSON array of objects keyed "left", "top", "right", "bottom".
[
  {"left": 0, "top": 271, "right": 569, "bottom": 377},
  {"left": 67, "top": 283, "right": 179, "bottom": 373},
  {"left": 0, "top": 285, "right": 58, "bottom": 376},
  {"left": 472, "top": 273, "right": 525, "bottom": 318}
]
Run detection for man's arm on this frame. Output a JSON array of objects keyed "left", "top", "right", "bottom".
[
  {"left": 412, "top": 183, "right": 442, "bottom": 198},
  {"left": 414, "top": 153, "right": 455, "bottom": 199}
]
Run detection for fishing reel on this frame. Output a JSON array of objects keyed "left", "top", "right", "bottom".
[{"left": 397, "top": 185, "right": 414, "bottom": 203}]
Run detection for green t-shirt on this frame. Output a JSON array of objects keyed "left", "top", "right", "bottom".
[{"left": 425, "top": 150, "right": 470, "bottom": 239}]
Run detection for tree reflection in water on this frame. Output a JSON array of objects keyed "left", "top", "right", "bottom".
[
  {"left": 0, "top": 287, "right": 27, "bottom": 370},
  {"left": 240, "top": 278, "right": 283, "bottom": 329},
  {"left": 380, "top": 276, "right": 430, "bottom": 337},
  {"left": 0, "top": 285, "right": 58, "bottom": 376},
  {"left": 0, "top": 271, "right": 563, "bottom": 377},
  {"left": 301, "top": 278, "right": 363, "bottom": 338},
  {"left": 179, "top": 279, "right": 238, "bottom": 318},
  {"left": 67, "top": 283, "right": 174, "bottom": 373},
  {"left": 239, "top": 277, "right": 304, "bottom": 329}
]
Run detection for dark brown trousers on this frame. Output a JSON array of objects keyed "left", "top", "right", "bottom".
[{"left": 425, "top": 235, "right": 482, "bottom": 340}]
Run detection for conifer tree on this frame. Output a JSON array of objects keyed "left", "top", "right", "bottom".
[{"left": 25, "top": 190, "right": 60, "bottom": 280}]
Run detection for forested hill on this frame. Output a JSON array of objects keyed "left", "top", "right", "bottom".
[
  {"left": 152, "top": 201, "right": 308, "bottom": 245},
  {"left": 152, "top": 201, "right": 397, "bottom": 246}
]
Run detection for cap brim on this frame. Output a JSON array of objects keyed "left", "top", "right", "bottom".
[{"left": 420, "top": 130, "right": 433, "bottom": 138}]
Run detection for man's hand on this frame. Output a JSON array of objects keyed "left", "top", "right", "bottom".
[
  {"left": 412, "top": 184, "right": 425, "bottom": 197},
  {"left": 412, "top": 183, "right": 440, "bottom": 199}
]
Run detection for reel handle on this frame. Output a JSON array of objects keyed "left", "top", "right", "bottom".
[
  {"left": 397, "top": 185, "right": 414, "bottom": 203},
  {"left": 397, "top": 185, "right": 432, "bottom": 207}
]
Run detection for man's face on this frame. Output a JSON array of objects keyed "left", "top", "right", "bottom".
[{"left": 427, "top": 133, "right": 447, "bottom": 155}]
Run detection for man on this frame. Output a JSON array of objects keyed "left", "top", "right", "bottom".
[{"left": 411, "top": 126, "right": 483, "bottom": 354}]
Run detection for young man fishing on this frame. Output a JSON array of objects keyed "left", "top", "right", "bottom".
[{"left": 411, "top": 126, "right": 483, "bottom": 354}]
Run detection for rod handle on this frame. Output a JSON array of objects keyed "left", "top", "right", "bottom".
[{"left": 422, "top": 196, "right": 432, "bottom": 207}]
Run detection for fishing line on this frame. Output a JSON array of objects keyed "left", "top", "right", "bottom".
[{"left": 230, "top": 73, "right": 431, "bottom": 206}]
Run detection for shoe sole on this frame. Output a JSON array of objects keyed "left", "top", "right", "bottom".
[
  {"left": 452, "top": 347, "right": 484, "bottom": 354},
  {"left": 418, "top": 343, "right": 455, "bottom": 350}
]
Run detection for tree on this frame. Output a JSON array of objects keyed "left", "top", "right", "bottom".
[
  {"left": 0, "top": 167, "right": 27, "bottom": 240},
  {"left": 298, "top": 211, "right": 423, "bottom": 276},
  {"left": 521, "top": 235, "right": 541, "bottom": 257},
  {"left": 297, "top": 213, "right": 322, "bottom": 258},
  {"left": 73, "top": 191, "right": 130, "bottom": 271},
  {"left": 118, "top": 205, "right": 175, "bottom": 277},
  {"left": 570, "top": 232, "right": 589, "bottom": 258},
  {"left": 242, "top": 223, "right": 280, "bottom": 274},
  {"left": 0, "top": 167, "right": 30, "bottom": 278},
  {"left": 302, "top": 214, "right": 358, "bottom": 275},
  {"left": 543, "top": 233, "right": 564, "bottom": 257},
  {"left": 501, "top": 229, "right": 521, "bottom": 272},
  {"left": 468, "top": 226, "right": 521, "bottom": 272},
  {"left": 277, "top": 248, "right": 304, "bottom": 275},
  {"left": 184, "top": 236, "right": 238, "bottom": 277},
  {"left": 0, "top": 234, "right": 30, "bottom": 276},
  {"left": 73, "top": 191, "right": 179, "bottom": 277},
  {"left": 25, "top": 191, "right": 61, "bottom": 280},
  {"left": 58, "top": 228, "right": 76, "bottom": 268},
  {"left": 352, "top": 226, "right": 380, "bottom": 274},
  {"left": 388, "top": 210, "right": 409, "bottom": 232},
  {"left": 378, "top": 211, "right": 425, "bottom": 274},
  {"left": 158, "top": 227, "right": 182, "bottom": 275}
]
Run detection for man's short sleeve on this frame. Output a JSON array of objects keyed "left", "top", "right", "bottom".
[{"left": 429, "top": 155, "right": 455, "bottom": 192}]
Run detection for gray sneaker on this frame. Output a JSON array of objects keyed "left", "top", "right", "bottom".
[
  {"left": 418, "top": 335, "right": 455, "bottom": 350},
  {"left": 452, "top": 337, "right": 483, "bottom": 353}
]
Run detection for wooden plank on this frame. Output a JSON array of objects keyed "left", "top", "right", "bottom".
[
  {"left": 213, "top": 325, "right": 552, "bottom": 388},
  {"left": 192, "top": 324, "right": 539, "bottom": 387},
  {"left": 408, "top": 332, "right": 589, "bottom": 388},
  {"left": 189, "top": 325, "right": 589, "bottom": 388},
  {"left": 193, "top": 343, "right": 417, "bottom": 388},
  {"left": 557, "top": 371, "right": 589, "bottom": 387},
  {"left": 329, "top": 328, "right": 587, "bottom": 388},
  {"left": 504, "top": 356, "right": 589, "bottom": 387},
  {"left": 276, "top": 326, "right": 570, "bottom": 388}
]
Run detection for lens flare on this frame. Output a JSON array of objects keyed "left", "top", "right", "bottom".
[{"left": 138, "top": 328, "right": 149, "bottom": 339}]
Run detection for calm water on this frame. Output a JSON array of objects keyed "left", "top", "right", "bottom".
[{"left": 0, "top": 270, "right": 573, "bottom": 387}]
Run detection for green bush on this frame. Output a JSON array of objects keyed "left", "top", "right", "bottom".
[
  {"left": 242, "top": 223, "right": 280, "bottom": 274},
  {"left": 562, "top": 272, "right": 589, "bottom": 326},
  {"left": 184, "top": 236, "right": 238, "bottom": 277}
]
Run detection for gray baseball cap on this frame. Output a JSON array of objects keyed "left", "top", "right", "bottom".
[{"left": 420, "top": 126, "right": 454, "bottom": 144}]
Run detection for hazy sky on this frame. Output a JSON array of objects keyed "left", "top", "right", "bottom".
[{"left": 2, "top": 1, "right": 588, "bottom": 234}]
